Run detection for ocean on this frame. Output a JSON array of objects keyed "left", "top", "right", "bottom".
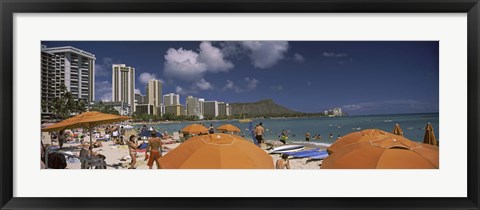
[{"left": 132, "top": 113, "right": 439, "bottom": 147}]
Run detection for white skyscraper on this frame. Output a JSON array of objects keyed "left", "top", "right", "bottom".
[
  {"left": 41, "top": 46, "right": 96, "bottom": 102},
  {"left": 186, "top": 96, "right": 206, "bottom": 118},
  {"left": 163, "top": 93, "right": 180, "bottom": 106},
  {"left": 112, "top": 64, "right": 135, "bottom": 114},
  {"left": 41, "top": 45, "right": 96, "bottom": 120},
  {"left": 203, "top": 101, "right": 219, "bottom": 117},
  {"left": 146, "top": 79, "right": 162, "bottom": 115}
]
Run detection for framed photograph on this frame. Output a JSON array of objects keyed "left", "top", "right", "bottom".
[{"left": 1, "top": 0, "right": 479, "bottom": 209}]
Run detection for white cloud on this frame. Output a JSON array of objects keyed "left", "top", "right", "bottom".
[
  {"left": 198, "top": 42, "right": 234, "bottom": 72},
  {"left": 293, "top": 53, "right": 305, "bottom": 63},
  {"left": 223, "top": 78, "right": 259, "bottom": 93},
  {"left": 175, "top": 85, "right": 198, "bottom": 95},
  {"left": 134, "top": 88, "right": 141, "bottom": 95},
  {"left": 163, "top": 42, "right": 234, "bottom": 81},
  {"left": 244, "top": 77, "right": 259, "bottom": 90},
  {"left": 323, "top": 52, "right": 348, "bottom": 57},
  {"left": 223, "top": 80, "right": 242, "bottom": 92},
  {"left": 195, "top": 79, "right": 214, "bottom": 90},
  {"left": 164, "top": 48, "right": 207, "bottom": 81},
  {"left": 138, "top": 72, "right": 158, "bottom": 85},
  {"left": 95, "top": 57, "right": 114, "bottom": 77},
  {"left": 241, "top": 41, "right": 289, "bottom": 69},
  {"left": 95, "top": 80, "right": 112, "bottom": 102},
  {"left": 270, "top": 85, "right": 283, "bottom": 91},
  {"left": 175, "top": 86, "right": 184, "bottom": 95}
]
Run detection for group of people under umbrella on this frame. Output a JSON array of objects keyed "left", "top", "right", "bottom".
[
  {"left": 322, "top": 123, "right": 439, "bottom": 169},
  {"left": 42, "top": 111, "right": 438, "bottom": 169}
]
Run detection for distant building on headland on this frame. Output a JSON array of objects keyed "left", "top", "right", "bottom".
[
  {"left": 112, "top": 64, "right": 135, "bottom": 115},
  {"left": 41, "top": 45, "right": 96, "bottom": 120},
  {"left": 324, "top": 107, "right": 344, "bottom": 117}
]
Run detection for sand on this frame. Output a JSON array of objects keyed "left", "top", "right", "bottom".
[{"left": 42, "top": 131, "right": 324, "bottom": 170}]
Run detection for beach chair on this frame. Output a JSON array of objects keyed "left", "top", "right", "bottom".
[{"left": 173, "top": 132, "right": 180, "bottom": 142}]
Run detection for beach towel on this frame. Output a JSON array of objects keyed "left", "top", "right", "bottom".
[
  {"left": 138, "top": 142, "right": 148, "bottom": 149},
  {"left": 136, "top": 149, "right": 146, "bottom": 153}
]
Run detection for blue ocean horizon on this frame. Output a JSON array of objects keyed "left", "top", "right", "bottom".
[{"left": 133, "top": 113, "right": 439, "bottom": 146}]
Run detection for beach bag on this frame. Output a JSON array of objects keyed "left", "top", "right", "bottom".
[{"left": 47, "top": 153, "right": 67, "bottom": 169}]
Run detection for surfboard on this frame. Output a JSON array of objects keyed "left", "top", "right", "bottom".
[
  {"left": 309, "top": 151, "right": 329, "bottom": 160},
  {"left": 283, "top": 148, "right": 320, "bottom": 156},
  {"left": 269, "top": 145, "right": 305, "bottom": 153},
  {"left": 269, "top": 147, "right": 304, "bottom": 154}
]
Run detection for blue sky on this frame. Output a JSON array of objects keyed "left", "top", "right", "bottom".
[{"left": 42, "top": 41, "right": 439, "bottom": 115}]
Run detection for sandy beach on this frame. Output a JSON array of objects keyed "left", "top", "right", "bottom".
[{"left": 41, "top": 130, "right": 325, "bottom": 170}]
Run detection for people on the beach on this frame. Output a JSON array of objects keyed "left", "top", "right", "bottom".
[
  {"left": 112, "top": 129, "right": 119, "bottom": 143},
  {"left": 58, "top": 129, "right": 66, "bottom": 148},
  {"left": 93, "top": 141, "right": 103, "bottom": 148},
  {"left": 209, "top": 124, "right": 215, "bottom": 134},
  {"left": 141, "top": 125, "right": 148, "bottom": 132},
  {"left": 280, "top": 129, "right": 288, "bottom": 144},
  {"left": 254, "top": 123, "right": 265, "bottom": 145},
  {"left": 305, "top": 132, "right": 311, "bottom": 142},
  {"left": 275, "top": 154, "right": 290, "bottom": 169},
  {"left": 146, "top": 130, "right": 162, "bottom": 169},
  {"left": 337, "top": 135, "right": 341, "bottom": 139},
  {"left": 120, "top": 126, "right": 125, "bottom": 138},
  {"left": 127, "top": 135, "right": 138, "bottom": 169},
  {"left": 329, "top": 133, "right": 333, "bottom": 139},
  {"left": 50, "top": 131, "right": 58, "bottom": 143}
]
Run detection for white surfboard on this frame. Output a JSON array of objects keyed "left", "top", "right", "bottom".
[
  {"left": 269, "top": 148, "right": 304, "bottom": 154},
  {"left": 268, "top": 145, "right": 305, "bottom": 153}
]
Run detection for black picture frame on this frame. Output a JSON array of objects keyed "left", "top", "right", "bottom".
[{"left": 1, "top": 0, "right": 479, "bottom": 209}]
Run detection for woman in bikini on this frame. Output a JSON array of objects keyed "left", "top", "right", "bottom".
[{"left": 127, "top": 135, "right": 138, "bottom": 169}]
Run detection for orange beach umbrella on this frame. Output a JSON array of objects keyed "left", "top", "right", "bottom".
[
  {"left": 423, "top": 123, "right": 438, "bottom": 146},
  {"left": 216, "top": 124, "right": 241, "bottom": 133},
  {"left": 321, "top": 135, "right": 439, "bottom": 169},
  {"left": 327, "top": 129, "right": 393, "bottom": 154},
  {"left": 42, "top": 111, "right": 130, "bottom": 146},
  {"left": 159, "top": 133, "right": 274, "bottom": 169},
  {"left": 392, "top": 123, "right": 404, "bottom": 136},
  {"left": 181, "top": 124, "right": 209, "bottom": 135}
]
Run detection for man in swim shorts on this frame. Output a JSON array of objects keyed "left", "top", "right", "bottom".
[{"left": 146, "top": 130, "right": 162, "bottom": 169}]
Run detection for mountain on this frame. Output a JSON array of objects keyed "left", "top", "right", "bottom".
[{"left": 229, "top": 99, "right": 299, "bottom": 116}]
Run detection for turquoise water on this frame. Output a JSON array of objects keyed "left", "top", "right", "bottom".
[{"left": 132, "top": 113, "right": 439, "bottom": 147}]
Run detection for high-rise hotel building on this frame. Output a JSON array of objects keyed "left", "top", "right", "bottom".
[
  {"left": 112, "top": 64, "right": 135, "bottom": 114},
  {"left": 163, "top": 93, "right": 180, "bottom": 106},
  {"left": 146, "top": 79, "right": 163, "bottom": 115},
  {"left": 41, "top": 45, "right": 96, "bottom": 120}
]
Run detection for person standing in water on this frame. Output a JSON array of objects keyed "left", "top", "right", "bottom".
[{"left": 254, "top": 123, "right": 265, "bottom": 145}]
